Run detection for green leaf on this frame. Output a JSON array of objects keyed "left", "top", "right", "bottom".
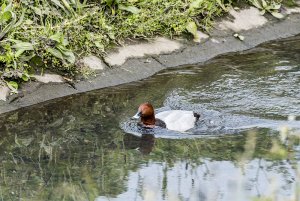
[
  {"left": 265, "top": 5, "right": 273, "bottom": 10},
  {"left": 3, "top": 2, "right": 12, "bottom": 13},
  {"left": 94, "top": 41, "right": 104, "bottom": 49},
  {"left": 0, "top": 5, "right": 17, "bottom": 40},
  {"left": 272, "top": 4, "right": 281, "bottom": 10},
  {"left": 57, "top": 45, "right": 75, "bottom": 63},
  {"left": 32, "top": 6, "right": 43, "bottom": 16},
  {"left": 0, "top": 18, "right": 16, "bottom": 40},
  {"left": 7, "top": 81, "right": 18, "bottom": 90},
  {"left": 108, "top": 32, "right": 115, "bottom": 39},
  {"left": 1, "top": 3, "right": 6, "bottom": 12},
  {"left": 48, "top": 45, "right": 75, "bottom": 64},
  {"left": 104, "top": 0, "right": 114, "bottom": 7},
  {"left": 62, "top": 38, "right": 69, "bottom": 46},
  {"left": 190, "top": 0, "right": 203, "bottom": 10},
  {"left": 22, "top": 71, "right": 30, "bottom": 82},
  {"left": 61, "top": 0, "right": 75, "bottom": 15},
  {"left": 12, "top": 42, "right": 34, "bottom": 57},
  {"left": 118, "top": 5, "right": 140, "bottom": 14},
  {"left": 69, "top": 0, "right": 76, "bottom": 5},
  {"left": 15, "top": 49, "right": 25, "bottom": 58},
  {"left": 12, "top": 42, "right": 34, "bottom": 50},
  {"left": 111, "top": 8, "right": 115, "bottom": 15},
  {"left": 250, "top": 0, "right": 263, "bottom": 9},
  {"left": 2, "top": 11, "right": 12, "bottom": 22},
  {"left": 63, "top": 51, "right": 75, "bottom": 64},
  {"left": 22, "top": 74, "right": 29, "bottom": 81},
  {"left": 49, "top": 33, "right": 63, "bottom": 43},
  {"left": 47, "top": 48, "right": 64, "bottom": 60},
  {"left": 186, "top": 21, "right": 200, "bottom": 42},
  {"left": 271, "top": 12, "right": 284, "bottom": 19},
  {"left": 56, "top": 44, "right": 68, "bottom": 52},
  {"left": 13, "top": 10, "right": 25, "bottom": 28},
  {"left": 261, "top": 0, "right": 267, "bottom": 8},
  {"left": 51, "top": 0, "right": 65, "bottom": 9},
  {"left": 216, "top": 0, "right": 227, "bottom": 11}
]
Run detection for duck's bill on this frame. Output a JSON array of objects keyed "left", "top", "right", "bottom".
[{"left": 132, "top": 111, "right": 141, "bottom": 119}]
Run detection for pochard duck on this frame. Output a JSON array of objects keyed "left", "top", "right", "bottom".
[{"left": 132, "top": 103, "right": 200, "bottom": 132}]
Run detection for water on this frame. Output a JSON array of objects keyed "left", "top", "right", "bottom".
[{"left": 0, "top": 35, "right": 300, "bottom": 201}]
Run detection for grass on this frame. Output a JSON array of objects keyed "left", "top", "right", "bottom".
[{"left": 0, "top": 0, "right": 298, "bottom": 91}]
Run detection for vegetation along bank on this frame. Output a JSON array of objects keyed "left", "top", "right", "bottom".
[{"left": 0, "top": 0, "right": 298, "bottom": 93}]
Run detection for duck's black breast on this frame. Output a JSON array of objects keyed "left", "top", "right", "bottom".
[
  {"left": 137, "top": 118, "right": 166, "bottom": 130},
  {"left": 155, "top": 118, "right": 166, "bottom": 128}
]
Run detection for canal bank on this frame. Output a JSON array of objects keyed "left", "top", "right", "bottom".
[{"left": 0, "top": 6, "right": 300, "bottom": 115}]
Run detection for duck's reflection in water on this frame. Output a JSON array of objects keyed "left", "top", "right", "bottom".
[
  {"left": 123, "top": 133, "right": 156, "bottom": 155},
  {"left": 138, "top": 134, "right": 155, "bottom": 155}
]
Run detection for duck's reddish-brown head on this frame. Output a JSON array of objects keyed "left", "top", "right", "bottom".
[{"left": 132, "top": 103, "right": 155, "bottom": 126}]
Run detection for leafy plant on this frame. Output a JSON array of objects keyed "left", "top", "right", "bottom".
[
  {"left": 186, "top": 21, "right": 200, "bottom": 42},
  {"left": 0, "top": 0, "right": 260, "bottom": 94},
  {"left": 101, "top": 0, "right": 140, "bottom": 15},
  {"left": 0, "top": 1, "right": 24, "bottom": 40},
  {"left": 249, "top": 0, "right": 284, "bottom": 18},
  {"left": 0, "top": 40, "right": 32, "bottom": 91},
  {"left": 50, "top": 0, "right": 87, "bottom": 16},
  {"left": 47, "top": 32, "right": 75, "bottom": 64},
  {"left": 11, "top": 40, "right": 34, "bottom": 58},
  {"left": 6, "top": 80, "right": 18, "bottom": 93}
]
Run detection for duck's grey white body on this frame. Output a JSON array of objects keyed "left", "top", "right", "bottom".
[{"left": 155, "top": 110, "right": 196, "bottom": 132}]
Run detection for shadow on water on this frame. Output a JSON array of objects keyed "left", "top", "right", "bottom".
[{"left": 0, "top": 35, "right": 299, "bottom": 200}]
